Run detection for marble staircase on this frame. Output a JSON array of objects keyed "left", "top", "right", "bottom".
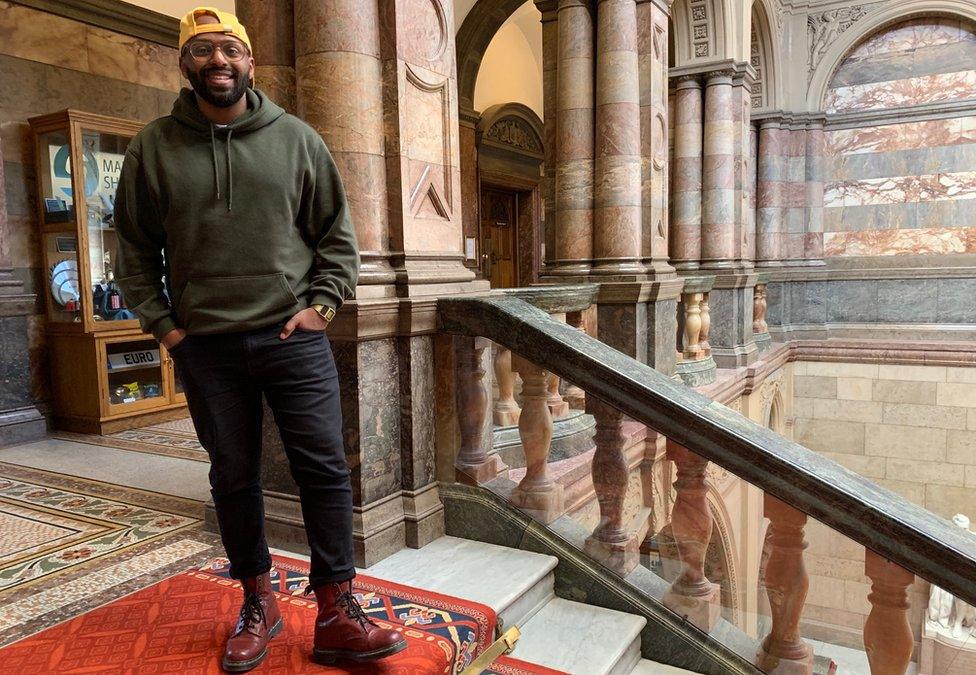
[{"left": 362, "top": 536, "right": 696, "bottom": 675}]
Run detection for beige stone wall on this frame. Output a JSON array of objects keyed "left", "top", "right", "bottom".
[{"left": 793, "top": 360, "right": 976, "bottom": 648}]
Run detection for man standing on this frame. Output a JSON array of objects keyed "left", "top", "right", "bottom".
[{"left": 114, "top": 7, "right": 406, "bottom": 672}]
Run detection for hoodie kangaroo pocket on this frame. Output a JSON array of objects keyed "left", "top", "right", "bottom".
[{"left": 177, "top": 273, "right": 299, "bottom": 330}]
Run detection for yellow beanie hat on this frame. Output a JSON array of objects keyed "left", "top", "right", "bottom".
[{"left": 179, "top": 7, "right": 252, "bottom": 53}]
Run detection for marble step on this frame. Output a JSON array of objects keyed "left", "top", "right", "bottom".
[
  {"left": 510, "top": 597, "right": 646, "bottom": 675},
  {"left": 360, "top": 535, "right": 557, "bottom": 629},
  {"left": 628, "top": 658, "right": 699, "bottom": 674}
]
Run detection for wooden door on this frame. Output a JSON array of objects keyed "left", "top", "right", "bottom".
[{"left": 480, "top": 188, "right": 518, "bottom": 288}]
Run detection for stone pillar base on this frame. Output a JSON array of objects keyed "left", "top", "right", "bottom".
[
  {"left": 663, "top": 582, "right": 722, "bottom": 632},
  {"left": 0, "top": 406, "right": 47, "bottom": 447},
  {"left": 402, "top": 483, "right": 445, "bottom": 549},
  {"left": 511, "top": 483, "right": 565, "bottom": 524},
  {"left": 456, "top": 454, "right": 508, "bottom": 485},
  {"left": 675, "top": 357, "right": 717, "bottom": 387},
  {"left": 584, "top": 533, "right": 640, "bottom": 576},
  {"left": 755, "top": 332, "right": 772, "bottom": 354},
  {"left": 210, "top": 490, "right": 412, "bottom": 570},
  {"left": 755, "top": 646, "right": 814, "bottom": 675}
]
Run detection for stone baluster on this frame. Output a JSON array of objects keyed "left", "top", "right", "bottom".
[
  {"left": 492, "top": 344, "right": 521, "bottom": 427},
  {"left": 511, "top": 354, "right": 564, "bottom": 523},
  {"left": 562, "top": 311, "right": 586, "bottom": 409},
  {"left": 455, "top": 336, "right": 507, "bottom": 484},
  {"left": 583, "top": 398, "right": 638, "bottom": 574},
  {"left": 864, "top": 551, "right": 915, "bottom": 675},
  {"left": 756, "top": 495, "right": 814, "bottom": 674},
  {"left": 752, "top": 283, "right": 767, "bottom": 335},
  {"left": 700, "top": 291, "right": 712, "bottom": 356},
  {"left": 663, "top": 439, "right": 721, "bottom": 631},
  {"left": 753, "top": 272, "right": 771, "bottom": 353},
  {"left": 681, "top": 291, "right": 705, "bottom": 361},
  {"left": 546, "top": 312, "right": 570, "bottom": 418}
]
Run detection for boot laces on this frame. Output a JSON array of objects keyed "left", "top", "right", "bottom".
[
  {"left": 234, "top": 592, "right": 266, "bottom": 637},
  {"left": 337, "top": 588, "right": 377, "bottom": 630}
]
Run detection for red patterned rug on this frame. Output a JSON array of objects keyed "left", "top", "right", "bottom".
[{"left": 0, "top": 555, "right": 564, "bottom": 674}]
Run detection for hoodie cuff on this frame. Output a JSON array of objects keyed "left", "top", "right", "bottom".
[{"left": 149, "top": 315, "right": 179, "bottom": 342}]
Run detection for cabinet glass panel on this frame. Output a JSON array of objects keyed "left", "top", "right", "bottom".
[
  {"left": 106, "top": 339, "right": 164, "bottom": 407},
  {"left": 80, "top": 129, "right": 134, "bottom": 323},
  {"left": 36, "top": 130, "right": 75, "bottom": 226},
  {"left": 43, "top": 232, "right": 83, "bottom": 323}
]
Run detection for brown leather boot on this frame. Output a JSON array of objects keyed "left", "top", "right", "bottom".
[
  {"left": 310, "top": 580, "right": 407, "bottom": 664},
  {"left": 221, "top": 572, "right": 284, "bottom": 672}
]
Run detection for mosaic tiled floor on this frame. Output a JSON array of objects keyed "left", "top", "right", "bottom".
[
  {"left": 0, "top": 475, "right": 198, "bottom": 592},
  {"left": 52, "top": 417, "right": 208, "bottom": 463}
]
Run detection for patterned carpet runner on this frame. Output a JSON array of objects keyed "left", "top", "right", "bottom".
[{"left": 0, "top": 554, "right": 565, "bottom": 674}]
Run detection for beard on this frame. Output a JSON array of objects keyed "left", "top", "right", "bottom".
[{"left": 186, "top": 65, "right": 250, "bottom": 108}]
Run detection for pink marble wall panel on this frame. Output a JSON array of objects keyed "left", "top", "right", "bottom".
[
  {"left": 827, "top": 117, "right": 976, "bottom": 155},
  {"left": 825, "top": 227, "right": 976, "bottom": 256},
  {"left": 825, "top": 172, "right": 976, "bottom": 208},
  {"left": 826, "top": 70, "right": 976, "bottom": 114},
  {"left": 823, "top": 17, "right": 976, "bottom": 257}
]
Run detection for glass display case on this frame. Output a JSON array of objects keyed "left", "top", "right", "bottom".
[{"left": 29, "top": 111, "right": 186, "bottom": 434}]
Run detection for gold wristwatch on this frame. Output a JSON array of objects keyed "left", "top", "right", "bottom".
[{"left": 311, "top": 304, "right": 336, "bottom": 325}]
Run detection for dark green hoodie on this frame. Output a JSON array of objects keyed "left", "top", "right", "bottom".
[{"left": 114, "top": 87, "right": 359, "bottom": 341}]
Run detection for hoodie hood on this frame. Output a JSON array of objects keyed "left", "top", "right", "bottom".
[{"left": 170, "top": 87, "right": 285, "bottom": 210}]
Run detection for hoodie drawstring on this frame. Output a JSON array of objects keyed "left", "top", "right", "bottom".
[
  {"left": 209, "top": 124, "right": 220, "bottom": 202},
  {"left": 226, "top": 128, "right": 233, "bottom": 212},
  {"left": 209, "top": 124, "right": 234, "bottom": 211}
]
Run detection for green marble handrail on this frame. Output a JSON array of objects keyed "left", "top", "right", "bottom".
[{"left": 439, "top": 293, "right": 976, "bottom": 606}]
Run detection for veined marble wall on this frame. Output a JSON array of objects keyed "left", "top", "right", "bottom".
[{"left": 823, "top": 17, "right": 976, "bottom": 258}]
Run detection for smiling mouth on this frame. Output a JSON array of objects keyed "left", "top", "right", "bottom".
[{"left": 204, "top": 70, "right": 235, "bottom": 86}]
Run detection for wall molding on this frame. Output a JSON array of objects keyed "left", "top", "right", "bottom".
[{"left": 11, "top": 0, "right": 179, "bottom": 47}]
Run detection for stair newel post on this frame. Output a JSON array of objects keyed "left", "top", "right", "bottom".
[
  {"left": 864, "top": 550, "right": 915, "bottom": 675},
  {"left": 455, "top": 336, "right": 507, "bottom": 484},
  {"left": 563, "top": 311, "right": 586, "bottom": 409},
  {"left": 584, "top": 398, "right": 638, "bottom": 574},
  {"left": 663, "top": 439, "right": 721, "bottom": 631},
  {"left": 492, "top": 343, "right": 521, "bottom": 427},
  {"left": 756, "top": 495, "right": 814, "bottom": 674},
  {"left": 510, "top": 354, "right": 564, "bottom": 523}
]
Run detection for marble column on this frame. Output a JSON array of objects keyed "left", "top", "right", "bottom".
[
  {"left": 637, "top": 0, "right": 673, "bottom": 277},
  {"left": 294, "top": 0, "right": 392, "bottom": 287},
  {"left": 670, "top": 76, "right": 703, "bottom": 271},
  {"left": 734, "top": 71, "right": 756, "bottom": 266},
  {"left": 459, "top": 105, "right": 480, "bottom": 276},
  {"left": 0, "top": 136, "right": 44, "bottom": 446},
  {"left": 756, "top": 118, "right": 784, "bottom": 267},
  {"left": 552, "top": 0, "right": 595, "bottom": 275},
  {"left": 592, "top": 0, "right": 642, "bottom": 275},
  {"left": 538, "top": 0, "right": 559, "bottom": 270},
  {"left": 236, "top": 0, "right": 296, "bottom": 113},
  {"left": 803, "top": 117, "right": 825, "bottom": 265},
  {"left": 700, "top": 70, "right": 736, "bottom": 270}
]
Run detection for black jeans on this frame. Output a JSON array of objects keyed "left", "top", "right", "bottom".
[{"left": 170, "top": 321, "right": 354, "bottom": 588}]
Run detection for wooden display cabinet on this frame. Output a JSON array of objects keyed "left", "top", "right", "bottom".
[{"left": 28, "top": 110, "right": 187, "bottom": 434}]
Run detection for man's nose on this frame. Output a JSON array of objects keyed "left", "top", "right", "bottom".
[{"left": 207, "top": 48, "right": 229, "bottom": 66}]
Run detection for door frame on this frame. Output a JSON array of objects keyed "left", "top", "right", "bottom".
[{"left": 475, "top": 103, "right": 545, "bottom": 287}]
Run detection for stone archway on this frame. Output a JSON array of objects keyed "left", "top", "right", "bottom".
[{"left": 456, "top": 0, "right": 533, "bottom": 112}]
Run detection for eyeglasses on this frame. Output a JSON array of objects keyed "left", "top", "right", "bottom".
[{"left": 183, "top": 41, "right": 248, "bottom": 62}]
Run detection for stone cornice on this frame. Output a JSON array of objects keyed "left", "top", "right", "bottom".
[
  {"left": 11, "top": 0, "right": 178, "bottom": 47},
  {"left": 823, "top": 98, "right": 976, "bottom": 130}
]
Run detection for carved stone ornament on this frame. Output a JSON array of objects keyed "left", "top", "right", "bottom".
[
  {"left": 485, "top": 117, "right": 544, "bottom": 155},
  {"left": 807, "top": 4, "right": 880, "bottom": 78}
]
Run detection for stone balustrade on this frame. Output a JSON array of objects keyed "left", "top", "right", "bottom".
[{"left": 675, "top": 275, "right": 717, "bottom": 386}]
